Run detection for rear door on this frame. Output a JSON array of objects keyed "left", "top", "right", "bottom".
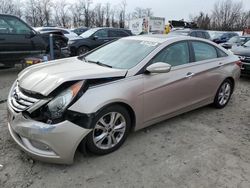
[{"left": 188, "top": 41, "right": 227, "bottom": 102}]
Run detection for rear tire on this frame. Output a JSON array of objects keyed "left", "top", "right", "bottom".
[
  {"left": 213, "top": 79, "right": 233, "bottom": 109},
  {"left": 85, "top": 105, "right": 131, "bottom": 155}
]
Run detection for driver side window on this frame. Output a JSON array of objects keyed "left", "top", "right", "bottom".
[
  {"left": 150, "top": 42, "right": 190, "bottom": 67},
  {"left": 94, "top": 29, "right": 108, "bottom": 38},
  {"left": 0, "top": 16, "right": 31, "bottom": 34}
]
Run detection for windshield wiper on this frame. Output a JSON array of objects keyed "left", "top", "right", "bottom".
[{"left": 87, "top": 60, "right": 112, "bottom": 68}]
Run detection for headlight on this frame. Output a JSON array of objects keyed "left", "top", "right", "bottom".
[{"left": 46, "top": 81, "right": 84, "bottom": 120}]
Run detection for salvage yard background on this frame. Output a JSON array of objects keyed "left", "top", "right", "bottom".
[{"left": 0, "top": 67, "right": 250, "bottom": 188}]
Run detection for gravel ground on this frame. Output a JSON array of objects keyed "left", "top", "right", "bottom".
[{"left": 0, "top": 67, "right": 250, "bottom": 188}]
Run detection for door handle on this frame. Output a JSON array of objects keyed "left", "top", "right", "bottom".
[{"left": 186, "top": 72, "right": 195, "bottom": 78}]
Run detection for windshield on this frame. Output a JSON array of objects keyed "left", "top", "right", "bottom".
[
  {"left": 228, "top": 36, "right": 239, "bottom": 43},
  {"left": 80, "top": 28, "right": 98, "bottom": 38},
  {"left": 243, "top": 40, "right": 250, "bottom": 47},
  {"left": 84, "top": 39, "right": 159, "bottom": 69}
]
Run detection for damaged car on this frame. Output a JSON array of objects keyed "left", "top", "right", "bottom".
[{"left": 7, "top": 35, "right": 241, "bottom": 164}]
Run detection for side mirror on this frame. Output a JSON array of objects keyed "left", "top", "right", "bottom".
[
  {"left": 146, "top": 62, "right": 171, "bottom": 74},
  {"left": 25, "top": 30, "right": 36, "bottom": 38},
  {"left": 93, "top": 35, "right": 99, "bottom": 40}
]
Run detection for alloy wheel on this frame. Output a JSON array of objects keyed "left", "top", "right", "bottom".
[
  {"left": 93, "top": 112, "right": 126, "bottom": 150},
  {"left": 218, "top": 82, "right": 231, "bottom": 106}
]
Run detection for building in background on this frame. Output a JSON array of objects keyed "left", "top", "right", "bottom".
[{"left": 129, "top": 17, "right": 165, "bottom": 35}]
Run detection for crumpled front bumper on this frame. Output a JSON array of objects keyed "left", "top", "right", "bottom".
[{"left": 7, "top": 104, "right": 91, "bottom": 164}]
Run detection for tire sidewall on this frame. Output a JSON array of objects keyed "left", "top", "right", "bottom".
[
  {"left": 77, "top": 46, "right": 89, "bottom": 55},
  {"left": 86, "top": 105, "right": 131, "bottom": 155},
  {"left": 214, "top": 79, "right": 233, "bottom": 109}
]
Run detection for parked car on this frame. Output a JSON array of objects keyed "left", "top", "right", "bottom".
[
  {"left": 7, "top": 35, "right": 240, "bottom": 164},
  {"left": 0, "top": 14, "right": 69, "bottom": 67},
  {"left": 68, "top": 27, "right": 133, "bottom": 56},
  {"left": 71, "top": 27, "right": 88, "bottom": 35},
  {"left": 231, "top": 40, "right": 250, "bottom": 75},
  {"left": 212, "top": 32, "right": 238, "bottom": 44},
  {"left": 169, "top": 29, "right": 211, "bottom": 40},
  {"left": 221, "top": 35, "right": 250, "bottom": 49},
  {"left": 35, "top": 27, "right": 78, "bottom": 40}
]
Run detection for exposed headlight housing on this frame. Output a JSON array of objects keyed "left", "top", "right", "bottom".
[{"left": 46, "top": 81, "right": 84, "bottom": 120}]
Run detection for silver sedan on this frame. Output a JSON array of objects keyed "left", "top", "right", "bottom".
[{"left": 7, "top": 35, "right": 241, "bottom": 164}]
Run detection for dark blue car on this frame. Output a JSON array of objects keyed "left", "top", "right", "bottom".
[{"left": 212, "top": 32, "right": 238, "bottom": 44}]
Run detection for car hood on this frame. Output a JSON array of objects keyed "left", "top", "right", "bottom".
[
  {"left": 69, "top": 36, "right": 83, "bottom": 41},
  {"left": 231, "top": 46, "right": 250, "bottom": 57},
  {"left": 18, "top": 57, "right": 127, "bottom": 96}
]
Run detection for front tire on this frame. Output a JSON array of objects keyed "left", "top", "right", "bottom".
[
  {"left": 77, "top": 46, "right": 89, "bottom": 55},
  {"left": 86, "top": 105, "right": 131, "bottom": 155},
  {"left": 213, "top": 79, "right": 233, "bottom": 109}
]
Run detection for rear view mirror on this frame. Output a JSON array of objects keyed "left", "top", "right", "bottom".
[{"left": 146, "top": 62, "right": 171, "bottom": 74}]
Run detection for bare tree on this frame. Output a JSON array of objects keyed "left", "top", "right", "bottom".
[
  {"left": 93, "top": 3, "right": 104, "bottom": 27},
  {"left": 105, "top": 3, "right": 111, "bottom": 27},
  {"left": 132, "top": 7, "right": 154, "bottom": 18},
  {"left": 70, "top": 0, "right": 86, "bottom": 27},
  {"left": 0, "top": 0, "right": 22, "bottom": 17},
  {"left": 54, "top": 1, "right": 70, "bottom": 27},
  {"left": 190, "top": 12, "right": 211, "bottom": 30},
  {"left": 190, "top": 0, "right": 250, "bottom": 31},
  {"left": 212, "top": 0, "right": 243, "bottom": 30},
  {"left": 24, "top": 0, "right": 39, "bottom": 26}
]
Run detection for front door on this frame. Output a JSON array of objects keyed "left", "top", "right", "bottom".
[{"left": 91, "top": 29, "right": 110, "bottom": 49}]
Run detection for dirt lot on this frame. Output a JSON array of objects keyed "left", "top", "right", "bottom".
[{"left": 0, "top": 67, "right": 250, "bottom": 188}]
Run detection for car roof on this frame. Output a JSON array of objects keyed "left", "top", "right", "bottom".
[
  {"left": 35, "top": 27, "right": 70, "bottom": 31},
  {"left": 123, "top": 34, "right": 191, "bottom": 43},
  {"left": 90, "top": 27, "right": 130, "bottom": 31}
]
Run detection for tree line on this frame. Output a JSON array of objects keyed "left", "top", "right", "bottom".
[
  {"left": 190, "top": 0, "right": 250, "bottom": 31},
  {"left": 0, "top": 0, "right": 153, "bottom": 28},
  {"left": 1, "top": 0, "right": 249, "bottom": 31}
]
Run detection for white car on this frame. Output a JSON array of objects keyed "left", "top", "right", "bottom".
[{"left": 35, "top": 27, "right": 78, "bottom": 40}]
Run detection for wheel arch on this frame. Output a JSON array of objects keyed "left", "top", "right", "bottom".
[
  {"left": 96, "top": 102, "right": 136, "bottom": 132},
  {"left": 225, "top": 77, "right": 235, "bottom": 91}
]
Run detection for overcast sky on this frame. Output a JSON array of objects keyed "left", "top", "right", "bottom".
[{"left": 89, "top": 0, "right": 250, "bottom": 21}]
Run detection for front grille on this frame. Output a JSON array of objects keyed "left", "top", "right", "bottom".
[{"left": 10, "top": 84, "right": 39, "bottom": 113}]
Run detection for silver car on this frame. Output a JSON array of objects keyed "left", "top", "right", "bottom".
[{"left": 7, "top": 35, "right": 241, "bottom": 164}]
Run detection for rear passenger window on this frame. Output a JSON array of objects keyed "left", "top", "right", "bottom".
[
  {"left": 151, "top": 42, "right": 190, "bottom": 67},
  {"left": 190, "top": 32, "right": 196, "bottom": 37},
  {"left": 192, "top": 41, "right": 217, "bottom": 61},
  {"left": 109, "top": 30, "right": 120, "bottom": 37},
  {"left": 196, "top": 32, "right": 203, "bottom": 38},
  {"left": 118, "top": 31, "right": 129, "bottom": 37},
  {"left": 204, "top": 32, "right": 210, "bottom": 39},
  {"left": 95, "top": 29, "right": 108, "bottom": 38}
]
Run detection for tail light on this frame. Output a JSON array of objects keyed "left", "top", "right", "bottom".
[{"left": 235, "top": 60, "right": 242, "bottom": 68}]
